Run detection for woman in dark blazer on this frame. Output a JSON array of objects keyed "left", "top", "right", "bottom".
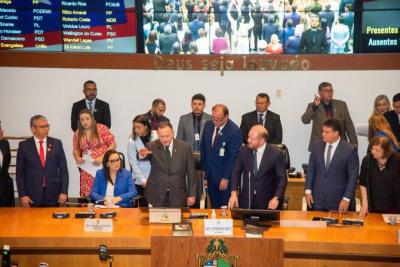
[
  {"left": 91, "top": 150, "right": 137, "bottom": 208},
  {"left": 359, "top": 136, "right": 400, "bottom": 217}
]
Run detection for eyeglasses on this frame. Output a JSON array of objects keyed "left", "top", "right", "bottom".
[
  {"left": 35, "top": 124, "right": 50, "bottom": 129},
  {"left": 321, "top": 90, "right": 334, "bottom": 93},
  {"left": 109, "top": 158, "right": 120, "bottom": 164}
]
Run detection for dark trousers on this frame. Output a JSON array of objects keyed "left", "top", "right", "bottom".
[
  {"left": 135, "top": 184, "right": 148, "bottom": 207},
  {"left": 161, "top": 191, "right": 171, "bottom": 207},
  {"left": 30, "top": 187, "right": 59, "bottom": 207}
]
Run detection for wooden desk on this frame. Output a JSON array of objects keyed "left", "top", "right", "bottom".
[{"left": 0, "top": 208, "right": 399, "bottom": 267}]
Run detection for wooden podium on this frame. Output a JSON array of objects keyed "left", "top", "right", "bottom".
[{"left": 151, "top": 236, "right": 284, "bottom": 266}]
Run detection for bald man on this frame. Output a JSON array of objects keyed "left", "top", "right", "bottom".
[
  {"left": 228, "top": 125, "right": 287, "bottom": 210},
  {"left": 200, "top": 104, "right": 242, "bottom": 208}
]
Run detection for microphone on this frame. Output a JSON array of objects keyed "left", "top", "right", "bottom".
[{"left": 2, "top": 245, "right": 10, "bottom": 267}]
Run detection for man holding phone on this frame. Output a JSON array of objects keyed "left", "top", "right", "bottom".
[{"left": 301, "top": 82, "right": 358, "bottom": 151}]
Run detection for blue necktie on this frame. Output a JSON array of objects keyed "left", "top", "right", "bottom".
[{"left": 88, "top": 101, "right": 94, "bottom": 114}]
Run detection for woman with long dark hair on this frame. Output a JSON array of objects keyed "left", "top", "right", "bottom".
[
  {"left": 73, "top": 109, "right": 115, "bottom": 197},
  {"left": 127, "top": 115, "right": 154, "bottom": 206},
  {"left": 91, "top": 150, "right": 137, "bottom": 207}
]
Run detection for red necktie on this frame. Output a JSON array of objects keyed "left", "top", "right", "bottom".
[{"left": 39, "top": 140, "right": 46, "bottom": 187}]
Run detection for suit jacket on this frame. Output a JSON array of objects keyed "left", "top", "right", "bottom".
[
  {"left": 305, "top": 139, "right": 359, "bottom": 211},
  {"left": 384, "top": 110, "right": 400, "bottom": 142},
  {"left": 231, "top": 144, "right": 287, "bottom": 209},
  {"left": 200, "top": 119, "right": 242, "bottom": 184},
  {"left": 16, "top": 137, "right": 69, "bottom": 204},
  {"left": 144, "top": 139, "right": 196, "bottom": 207},
  {"left": 0, "top": 139, "right": 14, "bottom": 206},
  {"left": 90, "top": 169, "right": 137, "bottom": 208},
  {"left": 176, "top": 112, "right": 212, "bottom": 148},
  {"left": 159, "top": 32, "right": 180, "bottom": 54},
  {"left": 299, "top": 28, "right": 329, "bottom": 54},
  {"left": 301, "top": 99, "right": 358, "bottom": 151},
  {"left": 240, "top": 110, "right": 283, "bottom": 144},
  {"left": 71, "top": 98, "right": 111, "bottom": 131}
]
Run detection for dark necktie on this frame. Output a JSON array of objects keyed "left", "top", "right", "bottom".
[
  {"left": 258, "top": 113, "right": 263, "bottom": 125},
  {"left": 213, "top": 127, "right": 220, "bottom": 147},
  {"left": 164, "top": 145, "right": 172, "bottom": 169},
  {"left": 253, "top": 149, "right": 258, "bottom": 175},
  {"left": 312, "top": 30, "right": 317, "bottom": 44},
  {"left": 326, "top": 144, "right": 332, "bottom": 169},
  {"left": 193, "top": 116, "right": 200, "bottom": 151}
]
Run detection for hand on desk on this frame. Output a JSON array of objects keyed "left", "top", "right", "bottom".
[
  {"left": 227, "top": 192, "right": 238, "bottom": 209},
  {"left": 20, "top": 196, "right": 33, "bottom": 208},
  {"left": 58, "top": 193, "right": 68, "bottom": 206},
  {"left": 338, "top": 199, "right": 350, "bottom": 213},
  {"left": 306, "top": 194, "right": 314, "bottom": 209}
]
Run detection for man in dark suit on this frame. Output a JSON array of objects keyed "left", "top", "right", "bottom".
[
  {"left": 0, "top": 122, "right": 15, "bottom": 207},
  {"left": 240, "top": 93, "right": 282, "bottom": 144},
  {"left": 299, "top": 14, "right": 329, "bottom": 54},
  {"left": 142, "top": 98, "right": 170, "bottom": 131},
  {"left": 302, "top": 82, "right": 357, "bottom": 151},
  {"left": 71, "top": 80, "right": 111, "bottom": 131},
  {"left": 305, "top": 118, "right": 359, "bottom": 212},
  {"left": 176, "top": 93, "right": 212, "bottom": 152},
  {"left": 319, "top": 4, "right": 335, "bottom": 30},
  {"left": 16, "top": 115, "right": 69, "bottom": 207},
  {"left": 139, "top": 122, "right": 196, "bottom": 207},
  {"left": 228, "top": 125, "right": 287, "bottom": 210},
  {"left": 200, "top": 104, "right": 242, "bottom": 208},
  {"left": 189, "top": 13, "right": 205, "bottom": 41},
  {"left": 384, "top": 93, "right": 400, "bottom": 142},
  {"left": 159, "top": 24, "right": 180, "bottom": 54}
]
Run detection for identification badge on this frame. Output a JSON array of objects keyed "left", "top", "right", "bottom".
[
  {"left": 194, "top": 133, "right": 200, "bottom": 141},
  {"left": 219, "top": 148, "right": 225, "bottom": 157}
]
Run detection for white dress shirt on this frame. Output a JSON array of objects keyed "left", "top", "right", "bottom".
[
  {"left": 34, "top": 136, "right": 47, "bottom": 160},
  {"left": 305, "top": 137, "right": 349, "bottom": 201},
  {"left": 257, "top": 111, "right": 267, "bottom": 125},
  {"left": 85, "top": 98, "right": 96, "bottom": 112},
  {"left": 105, "top": 181, "right": 115, "bottom": 198},
  {"left": 164, "top": 139, "right": 174, "bottom": 157},
  {"left": 255, "top": 142, "right": 266, "bottom": 170},
  {"left": 212, "top": 122, "right": 227, "bottom": 145},
  {"left": 324, "top": 137, "right": 340, "bottom": 166}
]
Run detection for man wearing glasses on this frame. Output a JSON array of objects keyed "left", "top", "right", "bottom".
[
  {"left": 302, "top": 82, "right": 358, "bottom": 151},
  {"left": 16, "top": 115, "right": 69, "bottom": 207},
  {"left": 71, "top": 80, "right": 111, "bottom": 132}
]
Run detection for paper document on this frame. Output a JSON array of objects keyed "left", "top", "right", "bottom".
[
  {"left": 78, "top": 153, "right": 102, "bottom": 177},
  {"left": 382, "top": 214, "right": 400, "bottom": 223}
]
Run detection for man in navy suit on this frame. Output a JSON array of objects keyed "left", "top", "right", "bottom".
[
  {"left": 200, "top": 104, "right": 242, "bottom": 208},
  {"left": 16, "top": 115, "right": 69, "bottom": 207},
  {"left": 228, "top": 125, "right": 287, "bottom": 210},
  {"left": 305, "top": 118, "right": 359, "bottom": 212},
  {"left": 71, "top": 80, "right": 111, "bottom": 131}
]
